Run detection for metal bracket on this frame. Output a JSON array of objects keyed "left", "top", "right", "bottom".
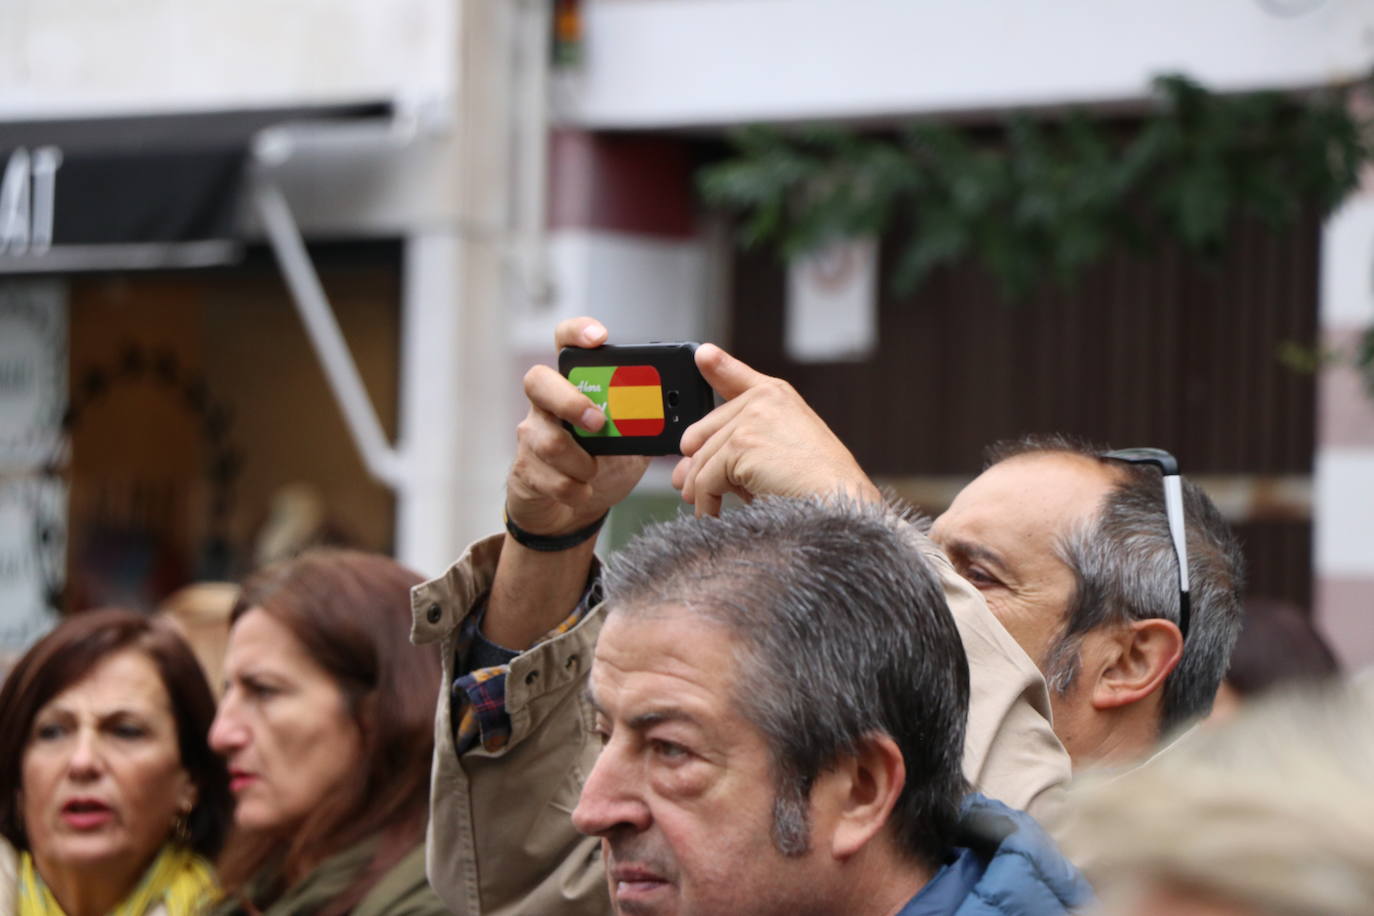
[{"left": 250, "top": 174, "right": 403, "bottom": 489}]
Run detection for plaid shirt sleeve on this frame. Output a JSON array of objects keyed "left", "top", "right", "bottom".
[{"left": 452, "top": 571, "right": 602, "bottom": 755}]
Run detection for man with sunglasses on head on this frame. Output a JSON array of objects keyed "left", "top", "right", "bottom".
[
  {"left": 926, "top": 437, "right": 1242, "bottom": 768},
  {"left": 533, "top": 320, "right": 1242, "bottom": 769},
  {"left": 412, "top": 317, "right": 1242, "bottom": 916}
]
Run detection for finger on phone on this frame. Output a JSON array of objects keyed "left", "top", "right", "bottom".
[
  {"left": 519, "top": 409, "right": 598, "bottom": 483},
  {"left": 553, "top": 317, "right": 609, "bottom": 350},
  {"left": 695, "top": 343, "right": 774, "bottom": 401},
  {"left": 524, "top": 364, "right": 606, "bottom": 432}
]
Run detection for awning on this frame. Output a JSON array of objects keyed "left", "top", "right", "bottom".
[
  {"left": 0, "top": 100, "right": 456, "bottom": 495},
  {"left": 0, "top": 102, "right": 389, "bottom": 273}
]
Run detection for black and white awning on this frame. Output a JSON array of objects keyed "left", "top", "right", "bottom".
[{"left": 0, "top": 102, "right": 390, "bottom": 274}]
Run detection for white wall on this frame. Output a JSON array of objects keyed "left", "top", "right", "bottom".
[
  {"left": 0, "top": 0, "right": 456, "bottom": 118},
  {"left": 557, "top": 0, "right": 1374, "bottom": 128},
  {"left": 512, "top": 230, "right": 710, "bottom": 353},
  {"left": 1315, "top": 194, "right": 1374, "bottom": 668}
]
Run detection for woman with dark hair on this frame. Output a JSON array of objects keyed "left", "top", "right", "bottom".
[
  {"left": 208, "top": 549, "right": 446, "bottom": 915},
  {"left": 0, "top": 609, "right": 232, "bottom": 915}
]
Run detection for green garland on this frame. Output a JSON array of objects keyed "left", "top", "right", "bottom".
[{"left": 699, "top": 73, "right": 1374, "bottom": 393}]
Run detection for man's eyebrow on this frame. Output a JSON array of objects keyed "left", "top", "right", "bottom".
[
  {"left": 581, "top": 687, "right": 700, "bottom": 731},
  {"left": 943, "top": 538, "right": 1010, "bottom": 572},
  {"left": 627, "top": 709, "right": 700, "bottom": 731}
]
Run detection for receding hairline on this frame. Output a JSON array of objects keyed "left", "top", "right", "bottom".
[
  {"left": 989, "top": 445, "right": 1128, "bottom": 479},
  {"left": 945, "top": 449, "right": 1127, "bottom": 556},
  {"left": 584, "top": 605, "right": 745, "bottom": 737}
]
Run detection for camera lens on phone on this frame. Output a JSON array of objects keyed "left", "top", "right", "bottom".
[{"left": 667, "top": 390, "right": 680, "bottom": 408}]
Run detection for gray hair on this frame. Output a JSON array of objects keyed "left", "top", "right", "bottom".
[
  {"left": 602, "top": 496, "right": 970, "bottom": 867},
  {"left": 987, "top": 435, "right": 1244, "bottom": 736}
]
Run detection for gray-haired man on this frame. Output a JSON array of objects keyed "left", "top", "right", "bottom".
[
  {"left": 566, "top": 497, "right": 1086, "bottom": 915},
  {"left": 928, "top": 435, "right": 1244, "bottom": 766}
]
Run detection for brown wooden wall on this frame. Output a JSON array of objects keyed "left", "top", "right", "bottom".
[
  {"left": 728, "top": 212, "right": 1319, "bottom": 608},
  {"left": 64, "top": 243, "right": 401, "bottom": 612}
]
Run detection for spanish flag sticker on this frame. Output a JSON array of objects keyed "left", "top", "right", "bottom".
[{"left": 568, "top": 365, "right": 665, "bottom": 438}]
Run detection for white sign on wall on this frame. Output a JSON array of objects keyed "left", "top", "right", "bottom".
[
  {"left": 0, "top": 474, "right": 64, "bottom": 662},
  {"left": 785, "top": 237, "right": 878, "bottom": 363},
  {"left": 0, "top": 279, "right": 67, "bottom": 467},
  {"left": 0, "top": 280, "right": 67, "bottom": 663}
]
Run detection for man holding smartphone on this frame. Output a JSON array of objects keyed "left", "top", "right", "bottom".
[
  {"left": 412, "top": 318, "right": 1073, "bottom": 916},
  {"left": 505, "top": 319, "right": 1237, "bottom": 771},
  {"left": 412, "top": 315, "right": 1242, "bottom": 916}
]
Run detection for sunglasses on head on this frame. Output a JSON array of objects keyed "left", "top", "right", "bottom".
[{"left": 1100, "top": 448, "right": 1191, "bottom": 641}]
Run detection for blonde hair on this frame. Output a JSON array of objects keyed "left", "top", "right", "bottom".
[
  {"left": 1060, "top": 682, "right": 1374, "bottom": 916},
  {"left": 157, "top": 582, "right": 237, "bottom": 699}
]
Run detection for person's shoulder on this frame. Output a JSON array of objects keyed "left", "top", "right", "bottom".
[
  {"left": 957, "top": 794, "right": 1093, "bottom": 914},
  {"left": 961, "top": 793, "right": 1049, "bottom": 840},
  {"left": 352, "top": 844, "right": 450, "bottom": 916},
  {"left": 364, "top": 887, "right": 451, "bottom": 916}
]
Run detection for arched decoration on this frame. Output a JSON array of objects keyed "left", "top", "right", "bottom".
[{"left": 36, "top": 343, "right": 242, "bottom": 611}]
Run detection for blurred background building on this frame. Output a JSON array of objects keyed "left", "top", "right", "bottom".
[{"left": 1, "top": 0, "right": 1371, "bottom": 670}]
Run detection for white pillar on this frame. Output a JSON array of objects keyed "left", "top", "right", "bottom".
[{"left": 392, "top": 0, "right": 524, "bottom": 576}]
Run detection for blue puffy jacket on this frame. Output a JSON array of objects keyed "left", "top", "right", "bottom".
[{"left": 897, "top": 794, "right": 1092, "bottom": 916}]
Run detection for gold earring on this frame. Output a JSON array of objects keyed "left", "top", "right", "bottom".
[{"left": 173, "top": 808, "right": 192, "bottom": 846}]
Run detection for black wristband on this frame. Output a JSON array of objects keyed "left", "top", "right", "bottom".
[{"left": 504, "top": 509, "right": 608, "bottom": 552}]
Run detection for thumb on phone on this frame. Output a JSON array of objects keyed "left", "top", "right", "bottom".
[
  {"left": 553, "top": 317, "right": 609, "bottom": 351},
  {"left": 695, "top": 343, "right": 773, "bottom": 401}
]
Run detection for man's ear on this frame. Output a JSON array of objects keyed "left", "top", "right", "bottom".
[
  {"left": 812, "top": 732, "right": 906, "bottom": 861},
  {"left": 1089, "top": 618, "right": 1183, "bottom": 711}
]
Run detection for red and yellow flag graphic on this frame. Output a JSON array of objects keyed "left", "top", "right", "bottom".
[{"left": 607, "top": 365, "right": 664, "bottom": 436}]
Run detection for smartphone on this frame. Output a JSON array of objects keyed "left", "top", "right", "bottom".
[{"left": 559, "top": 343, "right": 715, "bottom": 455}]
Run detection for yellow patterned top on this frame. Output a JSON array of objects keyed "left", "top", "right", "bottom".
[{"left": 19, "top": 844, "right": 217, "bottom": 916}]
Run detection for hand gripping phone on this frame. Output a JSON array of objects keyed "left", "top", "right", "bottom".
[{"left": 559, "top": 343, "right": 715, "bottom": 456}]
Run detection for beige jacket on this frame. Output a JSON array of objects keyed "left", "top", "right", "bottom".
[{"left": 412, "top": 530, "right": 1071, "bottom": 916}]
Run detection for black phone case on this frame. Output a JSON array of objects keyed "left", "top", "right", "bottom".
[{"left": 558, "top": 343, "right": 714, "bottom": 456}]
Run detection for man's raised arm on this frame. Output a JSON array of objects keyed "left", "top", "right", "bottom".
[
  {"left": 416, "top": 317, "right": 644, "bottom": 916},
  {"left": 484, "top": 318, "right": 648, "bottom": 650}
]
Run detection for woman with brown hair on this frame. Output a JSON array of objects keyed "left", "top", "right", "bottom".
[
  {"left": 208, "top": 549, "right": 446, "bottom": 916},
  {"left": 0, "top": 609, "right": 232, "bottom": 915}
]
